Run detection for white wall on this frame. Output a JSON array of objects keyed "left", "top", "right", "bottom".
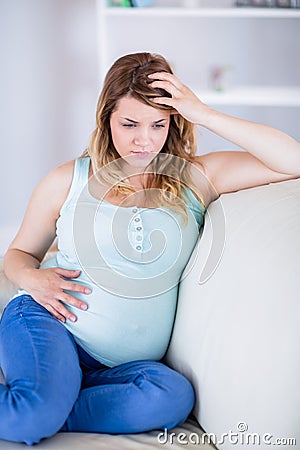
[
  {"left": 0, "top": 0, "right": 299, "bottom": 256},
  {"left": 101, "top": 6, "right": 300, "bottom": 152},
  {"left": 0, "top": 0, "right": 100, "bottom": 255}
]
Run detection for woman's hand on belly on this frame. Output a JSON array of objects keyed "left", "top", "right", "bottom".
[{"left": 21, "top": 267, "right": 91, "bottom": 323}]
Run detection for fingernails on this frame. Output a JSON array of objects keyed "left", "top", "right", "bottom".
[
  {"left": 69, "top": 315, "right": 77, "bottom": 322},
  {"left": 80, "top": 304, "right": 88, "bottom": 311},
  {"left": 84, "top": 288, "right": 92, "bottom": 294}
]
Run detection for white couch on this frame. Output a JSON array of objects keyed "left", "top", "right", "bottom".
[{"left": 0, "top": 178, "right": 299, "bottom": 449}]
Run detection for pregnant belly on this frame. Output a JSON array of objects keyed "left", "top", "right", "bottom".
[
  {"left": 62, "top": 279, "right": 178, "bottom": 368},
  {"left": 41, "top": 256, "right": 178, "bottom": 367}
]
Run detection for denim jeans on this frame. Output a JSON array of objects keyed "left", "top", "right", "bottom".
[{"left": 0, "top": 295, "right": 195, "bottom": 445}]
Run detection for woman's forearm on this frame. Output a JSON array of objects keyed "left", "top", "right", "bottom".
[
  {"left": 202, "top": 108, "right": 300, "bottom": 176},
  {"left": 149, "top": 72, "right": 300, "bottom": 176},
  {"left": 4, "top": 249, "right": 40, "bottom": 290}
]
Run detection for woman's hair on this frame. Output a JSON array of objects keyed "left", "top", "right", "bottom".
[{"left": 82, "top": 52, "right": 205, "bottom": 216}]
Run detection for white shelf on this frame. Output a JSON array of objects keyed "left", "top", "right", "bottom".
[
  {"left": 105, "top": 7, "right": 300, "bottom": 18},
  {"left": 98, "top": 1, "right": 300, "bottom": 145},
  {"left": 198, "top": 86, "right": 300, "bottom": 106}
]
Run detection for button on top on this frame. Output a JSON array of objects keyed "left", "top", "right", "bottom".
[{"left": 132, "top": 208, "right": 138, "bottom": 213}]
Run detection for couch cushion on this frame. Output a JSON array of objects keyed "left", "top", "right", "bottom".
[
  {"left": 166, "top": 178, "right": 300, "bottom": 449},
  {"left": 0, "top": 259, "right": 17, "bottom": 312},
  {"left": 0, "top": 417, "right": 215, "bottom": 449}
]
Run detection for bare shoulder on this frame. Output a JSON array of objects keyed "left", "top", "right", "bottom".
[
  {"left": 194, "top": 151, "right": 226, "bottom": 176},
  {"left": 37, "top": 159, "right": 75, "bottom": 212},
  {"left": 6, "top": 160, "right": 76, "bottom": 259},
  {"left": 23, "top": 158, "right": 76, "bottom": 224},
  {"left": 43, "top": 159, "right": 75, "bottom": 190},
  {"left": 191, "top": 156, "right": 220, "bottom": 207}
]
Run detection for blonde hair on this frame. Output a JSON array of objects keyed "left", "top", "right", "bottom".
[{"left": 82, "top": 52, "right": 205, "bottom": 216}]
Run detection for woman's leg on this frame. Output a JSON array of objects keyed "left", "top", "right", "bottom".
[
  {"left": 62, "top": 359, "right": 195, "bottom": 434},
  {"left": 0, "top": 295, "right": 82, "bottom": 445}
]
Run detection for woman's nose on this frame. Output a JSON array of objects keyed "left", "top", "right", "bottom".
[{"left": 133, "top": 129, "right": 150, "bottom": 147}]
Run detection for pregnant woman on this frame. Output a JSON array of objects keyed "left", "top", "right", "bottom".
[{"left": 2, "top": 52, "right": 300, "bottom": 444}]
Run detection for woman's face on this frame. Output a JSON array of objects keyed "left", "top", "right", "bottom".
[{"left": 109, "top": 95, "right": 171, "bottom": 168}]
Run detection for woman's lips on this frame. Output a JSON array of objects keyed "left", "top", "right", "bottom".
[{"left": 130, "top": 151, "right": 151, "bottom": 158}]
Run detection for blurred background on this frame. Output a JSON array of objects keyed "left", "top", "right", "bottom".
[
  {"left": 0, "top": 0, "right": 299, "bottom": 255},
  {"left": 0, "top": 0, "right": 100, "bottom": 255}
]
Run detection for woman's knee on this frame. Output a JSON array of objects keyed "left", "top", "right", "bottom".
[
  {"left": 127, "top": 360, "right": 195, "bottom": 430},
  {"left": 145, "top": 361, "right": 195, "bottom": 427},
  {"left": 9, "top": 405, "right": 63, "bottom": 445},
  {"left": 3, "top": 386, "right": 79, "bottom": 445},
  {"left": 0, "top": 295, "right": 82, "bottom": 444}
]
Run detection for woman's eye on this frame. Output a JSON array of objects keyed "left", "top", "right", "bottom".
[
  {"left": 121, "top": 123, "right": 165, "bottom": 129},
  {"left": 122, "top": 123, "right": 135, "bottom": 128}
]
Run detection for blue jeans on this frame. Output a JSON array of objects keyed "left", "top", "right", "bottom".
[{"left": 0, "top": 295, "right": 195, "bottom": 445}]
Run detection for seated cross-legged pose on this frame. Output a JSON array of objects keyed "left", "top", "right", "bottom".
[{"left": 2, "top": 52, "right": 300, "bottom": 444}]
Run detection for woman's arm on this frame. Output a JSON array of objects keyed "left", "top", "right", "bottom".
[
  {"left": 148, "top": 72, "right": 300, "bottom": 196},
  {"left": 4, "top": 160, "right": 90, "bottom": 322}
]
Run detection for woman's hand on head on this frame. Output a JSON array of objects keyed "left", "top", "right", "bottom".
[
  {"left": 23, "top": 267, "right": 91, "bottom": 323},
  {"left": 148, "top": 72, "right": 211, "bottom": 125}
]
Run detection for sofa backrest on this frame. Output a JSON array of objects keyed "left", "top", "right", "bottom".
[{"left": 166, "top": 178, "right": 300, "bottom": 449}]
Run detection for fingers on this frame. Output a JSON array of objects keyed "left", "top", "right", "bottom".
[
  {"left": 148, "top": 72, "right": 188, "bottom": 109},
  {"left": 54, "top": 267, "right": 92, "bottom": 305},
  {"left": 148, "top": 72, "right": 183, "bottom": 90},
  {"left": 41, "top": 292, "right": 87, "bottom": 323},
  {"left": 148, "top": 72, "right": 203, "bottom": 124},
  {"left": 61, "top": 280, "right": 92, "bottom": 296},
  {"left": 59, "top": 291, "right": 88, "bottom": 312},
  {"left": 45, "top": 302, "right": 71, "bottom": 323},
  {"left": 148, "top": 72, "right": 186, "bottom": 95},
  {"left": 55, "top": 268, "right": 81, "bottom": 278},
  {"left": 53, "top": 268, "right": 92, "bottom": 296},
  {"left": 151, "top": 80, "right": 178, "bottom": 98},
  {"left": 29, "top": 267, "right": 92, "bottom": 323},
  {"left": 151, "top": 96, "right": 175, "bottom": 108},
  {"left": 43, "top": 291, "right": 88, "bottom": 323},
  {"left": 46, "top": 267, "right": 90, "bottom": 321}
]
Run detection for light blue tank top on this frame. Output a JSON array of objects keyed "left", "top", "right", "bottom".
[{"left": 41, "top": 157, "right": 205, "bottom": 367}]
